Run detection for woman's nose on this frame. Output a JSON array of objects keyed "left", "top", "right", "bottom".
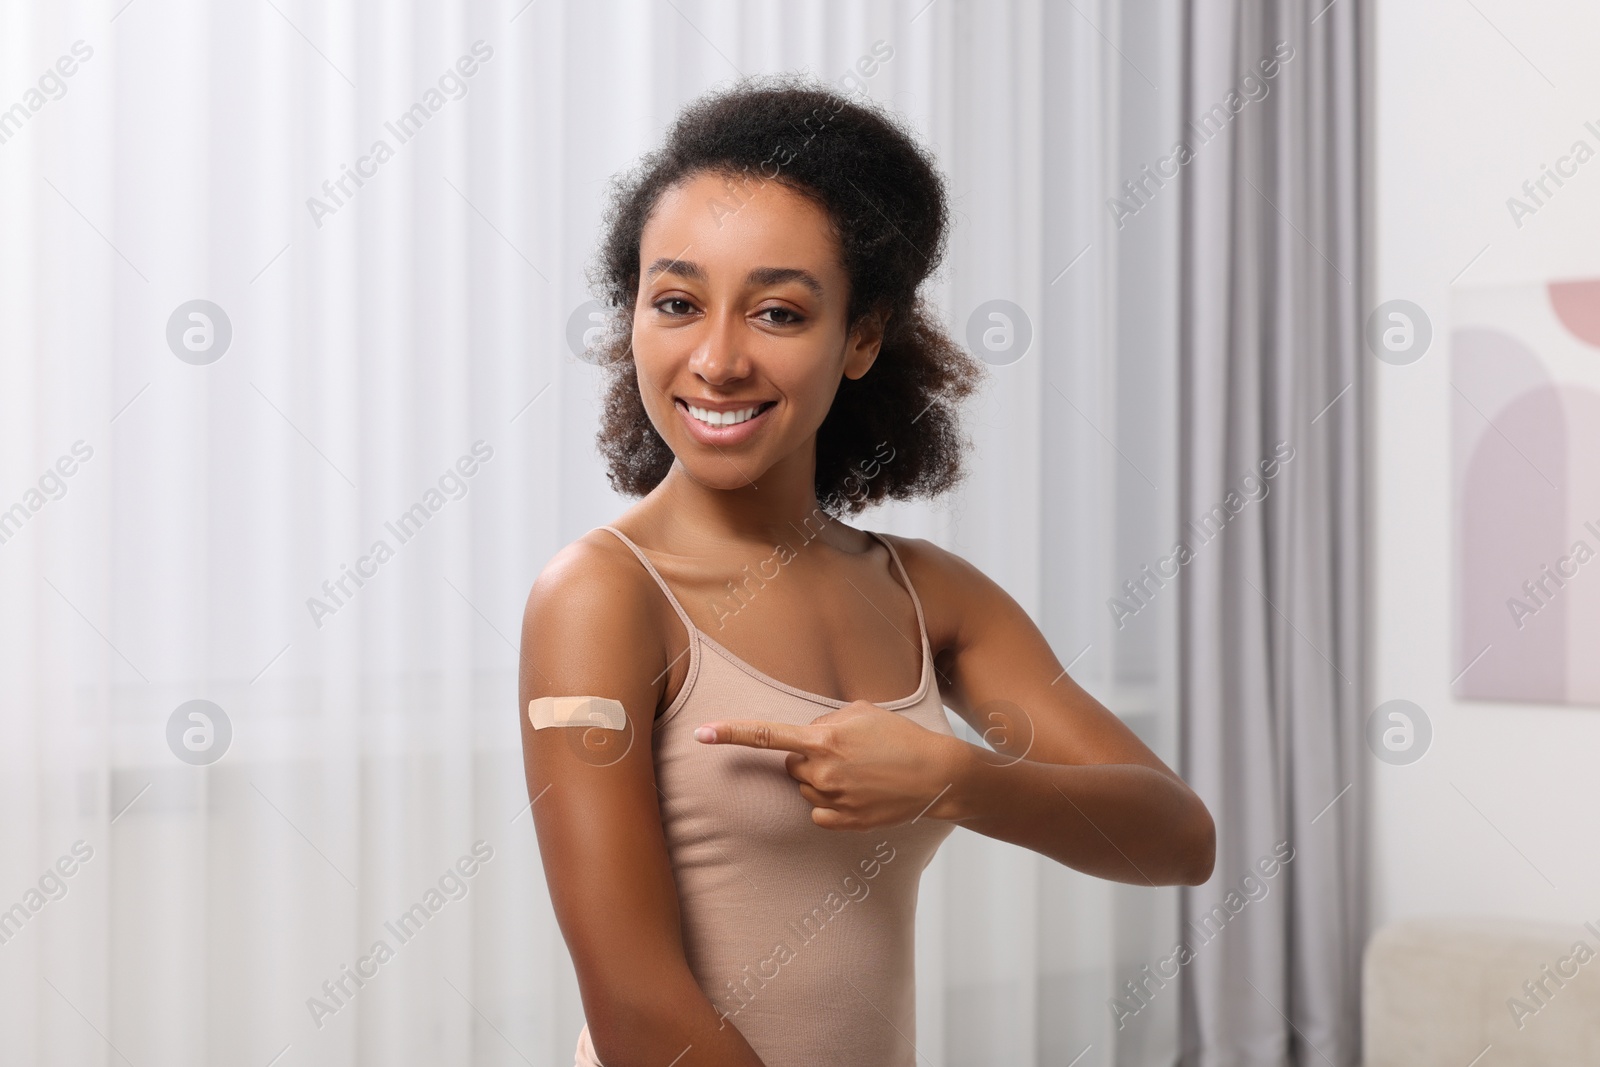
[{"left": 687, "top": 309, "right": 750, "bottom": 384}]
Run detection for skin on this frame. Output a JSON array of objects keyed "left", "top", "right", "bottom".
[{"left": 519, "top": 169, "right": 1217, "bottom": 1066}]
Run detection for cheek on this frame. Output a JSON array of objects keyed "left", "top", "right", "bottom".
[
  {"left": 792, "top": 353, "right": 845, "bottom": 407},
  {"left": 628, "top": 334, "right": 698, "bottom": 443},
  {"left": 629, "top": 324, "right": 674, "bottom": 396}
]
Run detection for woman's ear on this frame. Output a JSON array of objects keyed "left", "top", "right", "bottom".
[{"left": 843, "top": 307, "right": 892, "bottom": 381}]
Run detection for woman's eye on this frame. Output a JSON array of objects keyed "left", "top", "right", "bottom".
[
  {"left": 757, "top": 306, "right": 802, "bottom": 326},
  {"left": 656, "top": 298, "right": 695, "bottom": 316}
]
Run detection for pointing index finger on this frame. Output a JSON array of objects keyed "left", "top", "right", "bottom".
[{"left": 695, "top": 720, "right": 814, "bottom": 753}]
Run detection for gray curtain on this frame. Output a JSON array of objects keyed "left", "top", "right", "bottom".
[{"left": 1176, "top": 1, "right": 1366, "bottom": 1065}]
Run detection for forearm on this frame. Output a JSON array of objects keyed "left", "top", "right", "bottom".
[
  {"left": 586, "top": 971, "right": 769, "bottom": 1067},
  {"left": 932, "top": 738, "right": 1215, "bottom": 886}
]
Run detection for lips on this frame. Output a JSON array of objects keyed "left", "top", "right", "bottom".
[{"left": 674, "top": 398, "right": 777, "bottom": 446}]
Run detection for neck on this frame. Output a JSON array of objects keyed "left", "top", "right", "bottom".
[{"left": 648, "top": 447, "right": 846, "bottom": 550}]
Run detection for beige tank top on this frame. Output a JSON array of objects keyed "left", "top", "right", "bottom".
[{"left": 572, "top": 524, "right": 956, "bottom": 1067}]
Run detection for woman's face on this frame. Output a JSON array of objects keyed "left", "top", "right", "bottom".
[{"left": 631, "top": 168, "right": 883, "bottom": 491}]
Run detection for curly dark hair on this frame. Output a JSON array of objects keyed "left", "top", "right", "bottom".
[{"left": 586, "top": 72, "right": 987, "bottom": 517}]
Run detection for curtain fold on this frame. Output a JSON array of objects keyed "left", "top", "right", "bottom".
[{"left": 1176, "top": 0, "right": 1366, "bottom": 1064}]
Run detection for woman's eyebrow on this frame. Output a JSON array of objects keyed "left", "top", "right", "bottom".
[
  {"left": 643, "top": 257, "right": 824, "bottom": 299},
  {"left": 746, "top": 266, "right": 824, "bottom": 298},
  {"left": 644, "top": 256, "right": 707, "bottom": 283}
]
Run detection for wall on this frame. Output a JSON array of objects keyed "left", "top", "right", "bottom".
[{"left": 1370, "top": 0, "right": 1600, "bottom": 930}]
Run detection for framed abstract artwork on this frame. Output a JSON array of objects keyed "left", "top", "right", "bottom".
[{"left": 1452, "top": 277, "right": 1600, "bottom": 705}]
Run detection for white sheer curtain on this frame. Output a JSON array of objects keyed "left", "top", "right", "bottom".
[{"left": 0, "top": 1, "right": 1182, "bottom": 1064}]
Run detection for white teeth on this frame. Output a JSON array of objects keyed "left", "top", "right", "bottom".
[{"left": 686, "top": 403, "right": 765, "bottom": 427}]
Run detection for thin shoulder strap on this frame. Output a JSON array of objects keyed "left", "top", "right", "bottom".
[
  {"left": 867, "top": 531, "right": 929, "bottom": 651},
  {"left": 595, "top": 525, "right": 700, "bottom": 637}
]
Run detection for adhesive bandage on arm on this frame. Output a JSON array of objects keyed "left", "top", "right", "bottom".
[{"left": 528, "top": 696, "right": 628, "bottom": 731}]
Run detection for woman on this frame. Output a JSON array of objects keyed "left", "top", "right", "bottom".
[{"left": 518, "top": 76, "right": 1216, "bottom": 1067}]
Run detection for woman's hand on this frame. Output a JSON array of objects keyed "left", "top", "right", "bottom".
[{"left": 695, "top": 703, "right": 965, "bottom": 831}]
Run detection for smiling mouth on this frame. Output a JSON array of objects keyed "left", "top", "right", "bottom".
[{"left": 676, "top": 399, "right": 777, "bottom": 427}]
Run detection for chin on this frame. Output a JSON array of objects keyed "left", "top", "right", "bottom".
[{"left": 675, "top": 456, "right": 771, "bottom": 491}]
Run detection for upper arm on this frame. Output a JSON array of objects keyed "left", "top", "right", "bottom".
[
  {"left": 889, "top": 534, "right": 1185, "bottom": 783},
  {"left": 517, "top": 535, "right": 696, "bottom": 1035}
]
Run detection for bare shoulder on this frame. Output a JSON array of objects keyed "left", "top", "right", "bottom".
[
  {"left": 531, "top": 527, "right": 656, "bottom": 604},
  {"left": 519, "top": 528, "right": 673, "bottom": 705},
  {"left": 871, "top": 531, "right": 993, "bottom": 654},
  {"left": 525, "top": 528, "right": 656, "bottom": 620},
  {"left": 873, "top": 531, "right": 988, "bottom": 596}
]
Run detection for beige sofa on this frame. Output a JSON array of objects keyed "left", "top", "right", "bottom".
[{"left": 1364, "top": 916, "right": 1600, "bottom": 1066}]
